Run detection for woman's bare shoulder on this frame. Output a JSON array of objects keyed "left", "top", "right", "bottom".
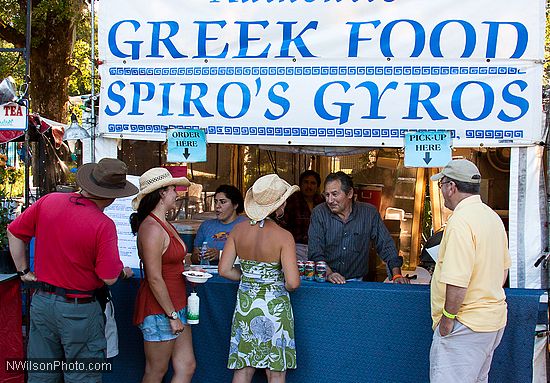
[
  {"left": 138, "top": 217, "right": 165, "bottom": 239},
  {"left": 267, "top": 221, "right": 293, "bottom": 239},
  {"left": 229, "top": 219, "right": 249, "bottom": 235}
]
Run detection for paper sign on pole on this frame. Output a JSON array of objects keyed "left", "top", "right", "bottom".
[{"left": 104, "top": 175, "right": 140, "bottom": 269}]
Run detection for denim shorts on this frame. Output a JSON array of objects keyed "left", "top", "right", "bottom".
[{"left": 139, "top": 306, "right": 188, "bottom": 342}]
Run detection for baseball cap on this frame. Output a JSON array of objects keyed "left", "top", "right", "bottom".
[{"left": 430, "top": 159, "right": 481, "bottom": 184}]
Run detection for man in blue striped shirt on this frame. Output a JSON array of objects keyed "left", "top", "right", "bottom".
[{"left": 308, "top": 171, "right": 408, "bottom": 284}]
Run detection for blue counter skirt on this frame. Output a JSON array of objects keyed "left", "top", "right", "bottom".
[{"left": 107, "top": 276, "right": 543, "bottom": 383}]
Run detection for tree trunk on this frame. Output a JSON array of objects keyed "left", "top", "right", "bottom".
[
  {"left": 26, "top": 1, "right": 86, "bottom": 194},
  {"left": 0, "top": 0, "right": 88, "bottom": 195}
]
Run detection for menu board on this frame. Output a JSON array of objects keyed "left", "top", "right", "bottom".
[{"left": 104, "top": 175, "right": 140, "bottom": 269}]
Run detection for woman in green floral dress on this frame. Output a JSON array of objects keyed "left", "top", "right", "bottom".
[{"left": 219, "top": 174, "right": 301, "bottom": 383}]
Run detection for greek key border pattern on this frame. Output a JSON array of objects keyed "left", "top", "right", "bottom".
[
  {"left": 108, "top": 66, "right": 521, "bottom": 77},
  {"left": 106, "top": 124, "right": 523, "bottom": 139},
  {"left": 107, "top": 124, "right": 198, "bottom": 133}
]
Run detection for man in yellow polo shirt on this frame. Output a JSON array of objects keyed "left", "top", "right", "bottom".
[{"left": 429, "top": 159, "right": 510, "bottom": 383}]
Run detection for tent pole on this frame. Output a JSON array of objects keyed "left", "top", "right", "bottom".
[
  {"left": 545, "top": 105, "right": 550, "bottom": 383},
  {"left": 22, "top": 0, "right": 32, "bottom": 377},
  {"left": 23, "top": 0, "right": 31, "bottom": 209},
  {"left": 546, "top": 101, "right": 550, "bottom": 285},
  {"left": 542, "top": 88, "right": 550, "bottom": 379},
  {"left": 539, "top": 87, "right": 550, "bottom": 286},
  {"left": 90, "top": 0, "right": 96, "bottom": 163}
]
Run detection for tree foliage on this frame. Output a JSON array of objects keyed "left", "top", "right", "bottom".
[
  {"left": 68, "top": 7, "right": 98, "bottom": 97},
  {"left": 0, "top": 0, "right": 88, "bottom": 121},
  {"left": 0, "top": 0, "right": 94, "bottom": 193}
]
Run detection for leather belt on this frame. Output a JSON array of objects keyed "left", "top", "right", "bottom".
[
  {"left": 60, "top": 295, "right": 96, "bottom": 304},
  {"left": 33, "top": 282, "right": 96, "bottom": 304},
  {"left": 37, "top": 290, "right": 96, "bottom": 304}
]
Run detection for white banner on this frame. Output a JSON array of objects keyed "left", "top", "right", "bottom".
[{"left": 98, "top": 0, "right": 545, "bottom": 147}]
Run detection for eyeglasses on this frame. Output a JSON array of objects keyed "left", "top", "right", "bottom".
[{"left": 438, "top": 180, "right": 452, "bottom": 189}]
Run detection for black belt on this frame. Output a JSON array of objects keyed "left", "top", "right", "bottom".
[
  {"left": 37, "top": 291, "right": 96, "bottom": 304},
  {"left": 28, "top": 282, "right": 96, "bottom": 304}
]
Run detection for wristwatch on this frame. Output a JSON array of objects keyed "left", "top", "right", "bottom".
[
  {"left": 167, "top": 311, "right": 178, "bottom": 320},
  {"left": 17, "top": 268, "right": 30, "bottom": 277}
]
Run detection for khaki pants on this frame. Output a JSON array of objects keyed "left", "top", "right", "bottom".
[
  {"left": 28, "top": 291, "right": 106, "bottom": 383},
  {"left": 430, "top": 320, "right": 504, "bottom": 383}
]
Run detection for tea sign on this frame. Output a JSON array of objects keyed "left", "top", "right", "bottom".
[{"left": 0, "top": 103, "right": 26, "bottom": 131}]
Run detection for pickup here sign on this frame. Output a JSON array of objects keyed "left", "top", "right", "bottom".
[{"left": 404, "top": 131, "right": 451, "bottom": 167}]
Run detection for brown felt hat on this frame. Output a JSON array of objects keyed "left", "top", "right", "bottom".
[{"left": 76, "top": 158, "right": 138, "bottom": 199}]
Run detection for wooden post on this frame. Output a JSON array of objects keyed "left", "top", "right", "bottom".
[
  {"left": 428, "top": 168, "right": 444, "bottom": 232},
  {"left": 230, "top": 145, "right": 244, "bottom": 191},
  {"left": 408, "top": 167, "right": 426, "bottom": 270},
  {"left": 318, "top": 156, "right": 331, "bottom": 185}
]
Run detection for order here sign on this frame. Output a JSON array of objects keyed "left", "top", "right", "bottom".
[
  {"left": 404, "top": 131, "right": 451, "bottom": 167},
  {"left": 167, "top": 128, "right": 207, "bottom": 163}
]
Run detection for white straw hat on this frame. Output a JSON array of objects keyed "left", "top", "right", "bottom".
[
  {"left": 132, "top": 167, "right": 191, "bottom": 210},
  {"left": 244, "top": 174, "right": 299, "bottom": 221}
]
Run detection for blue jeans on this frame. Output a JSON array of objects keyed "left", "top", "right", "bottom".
[{"left": 139, "top": 306, "right": 188, "bottom": 342}]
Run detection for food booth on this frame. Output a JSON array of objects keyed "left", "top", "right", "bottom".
[{"left": 92, "top": 0, "right": 550, "bottom": 381}]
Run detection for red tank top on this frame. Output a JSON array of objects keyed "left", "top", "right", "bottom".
[{"left": 133, "top": 214, "right": 187, "bottom": 325}]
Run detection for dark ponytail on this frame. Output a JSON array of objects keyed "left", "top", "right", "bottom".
[{"left": 129, "top": 188, "right": 164, "bottom": 235}]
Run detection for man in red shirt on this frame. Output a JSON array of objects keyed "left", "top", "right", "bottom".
[{"left": 8, "top": 158, "right": 138, "bottom": 383}]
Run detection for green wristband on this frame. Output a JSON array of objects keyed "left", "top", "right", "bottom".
[{"left": 442, "top": 307, "right": 457, "bottom": 319}]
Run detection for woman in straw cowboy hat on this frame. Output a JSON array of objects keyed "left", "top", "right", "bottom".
[
  {"left": 129, "top": 168, "right": 196, "bottom": 383},
  {"left": 219, "top": 174, "right": 301, "bottom": 383}
]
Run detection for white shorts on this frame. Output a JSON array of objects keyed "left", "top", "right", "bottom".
[{"left": 430, "top": 320, "right": 505, "bottom": 383}]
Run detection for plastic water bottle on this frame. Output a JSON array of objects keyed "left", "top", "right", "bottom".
[
  {"left": 187, "top": 292, "right": 200, "bottom": 324},
  {"left": 200, "top": 241, "right": 210, "bottom": 266}
]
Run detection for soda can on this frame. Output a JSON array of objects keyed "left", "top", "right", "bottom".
[
  {"left": 315, "top": 261, "right": 327, "bottom": 282},
  {"left": 297, "top": 260, "right": 305, "bottom": 278},
  {"left": 304, "top": 261, "right": 315, "bottom": 281}
]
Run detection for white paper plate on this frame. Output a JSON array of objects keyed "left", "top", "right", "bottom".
[
  {"left": 200, "top": 265, "right": 219, "bottom": 274},
  {"left": 190, "top": 265, "right": 218, "bottom": 273},
  {"left": 182, "top": 270, "right": 213, "bottom": 283}
]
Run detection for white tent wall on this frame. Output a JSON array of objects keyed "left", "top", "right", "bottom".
[
  {"left": 82, "top": 135, "right": 118, "bottom": 163},
  {"left": 509, "top": 145, "right": 547, "bottom": 289}
]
